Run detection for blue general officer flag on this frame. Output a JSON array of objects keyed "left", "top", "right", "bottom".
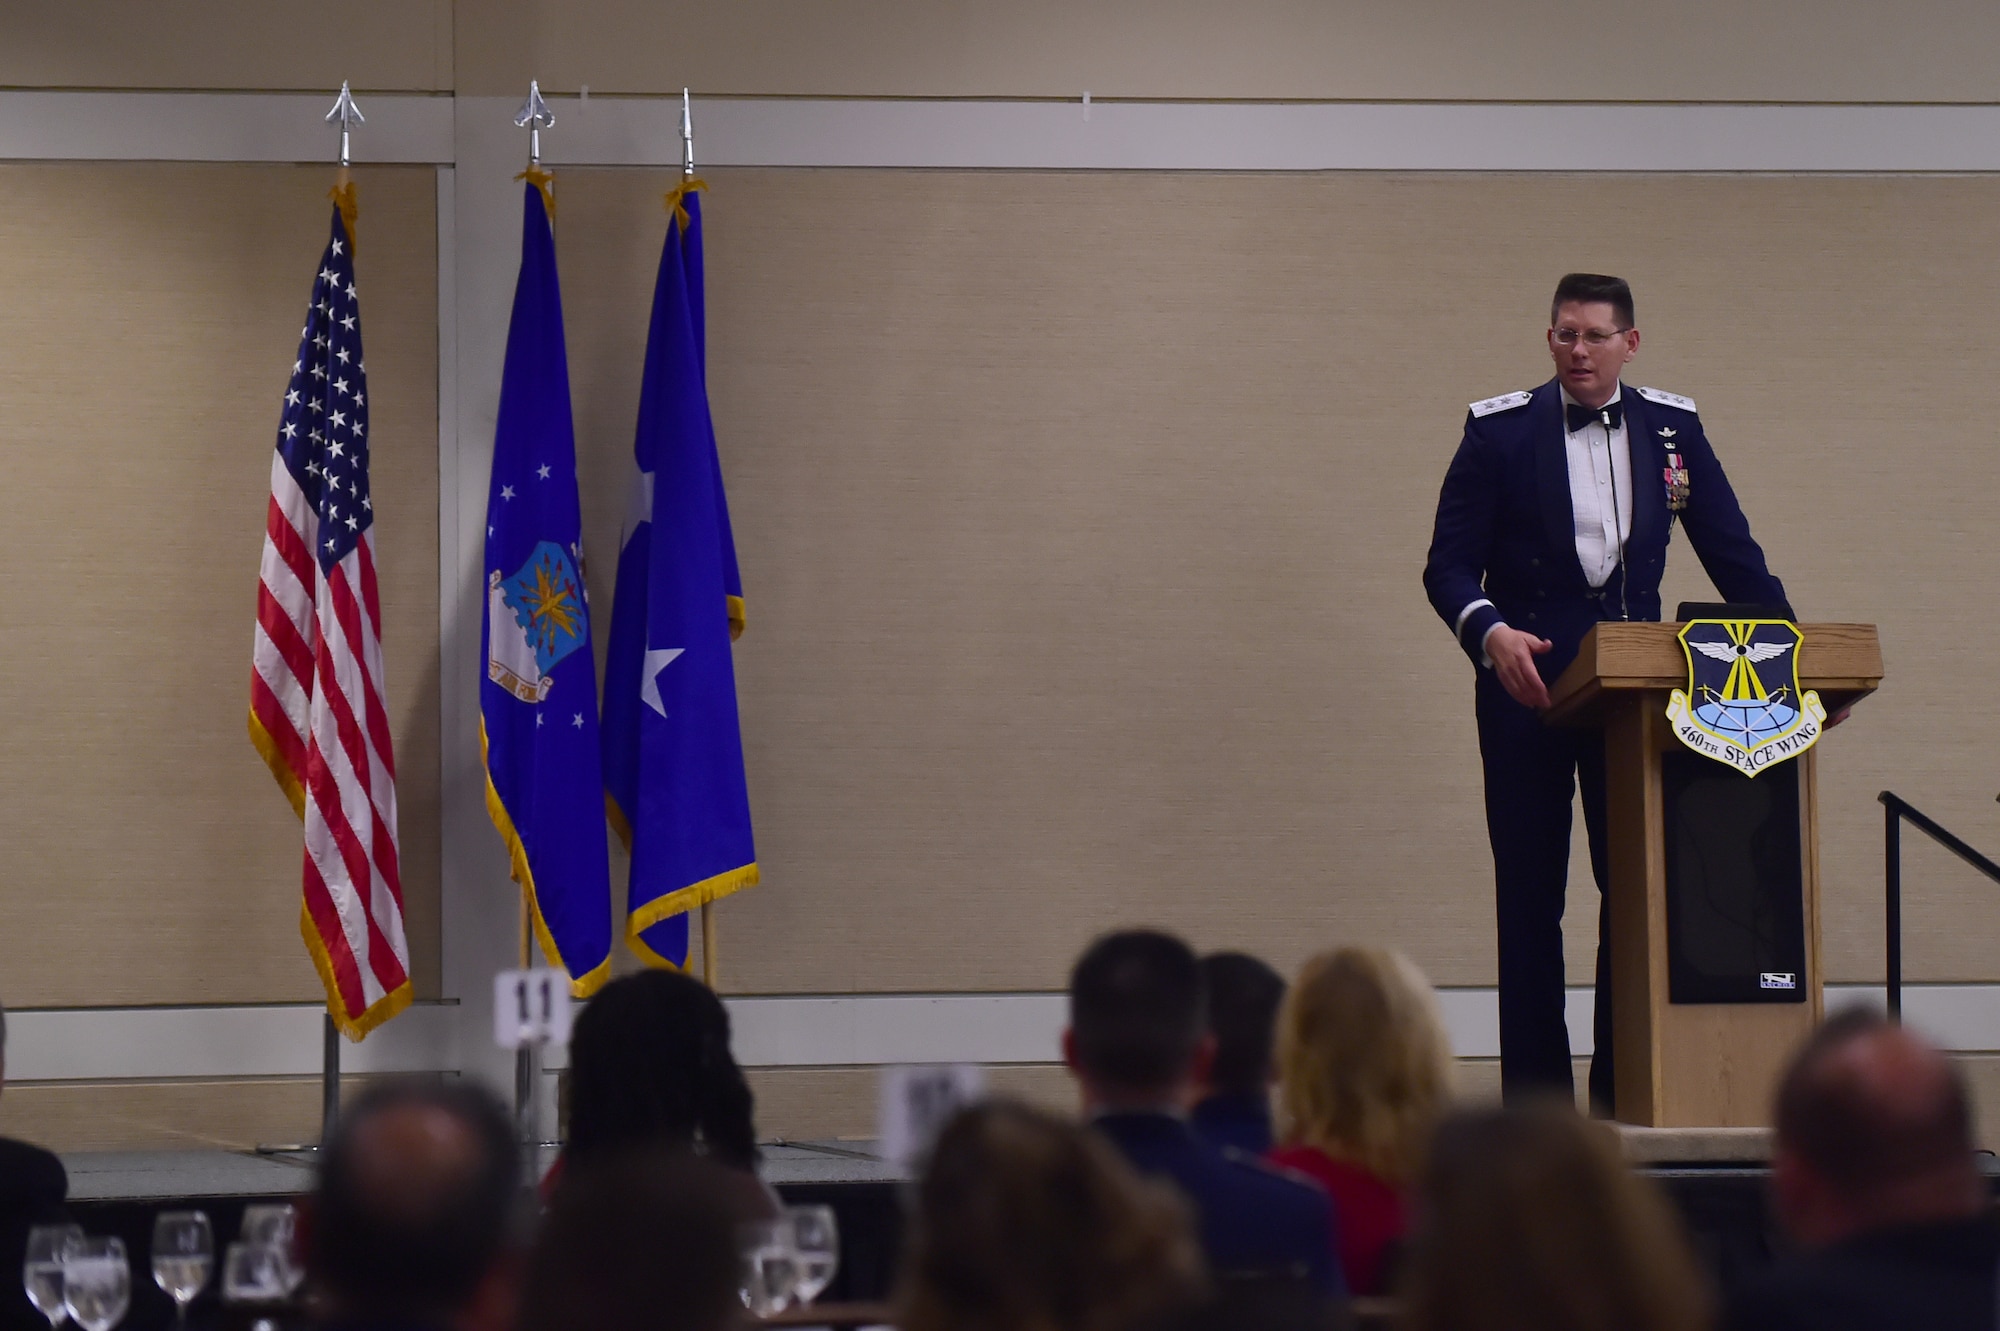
[
  {"left": 602, "top": 182, "right": 757, "bottom": 968},
  {"left": 480, "top": 176, "right": 612, "bottom": 995}
]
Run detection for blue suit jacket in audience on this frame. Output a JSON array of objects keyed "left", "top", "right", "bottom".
[
  {"left": 1093, "top": 1111, "right": 1343, "bottom": 1297},
  {"left": 1723, "top": 1211, "right": 1999, "bottom": 1331},
  {"left": 0, "top": 1136, "right": 67, "bottom": 1331},
  {"left": 1189, "top": 1091, "right": 1276, "bottom": 1158}
]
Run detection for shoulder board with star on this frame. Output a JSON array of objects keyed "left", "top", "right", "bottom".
[
  {"left": 1635, "top": 385, "right": 1698, "bottom": 413},
  {"left": 1468, "top": 390, "right": 1533, "bottom": 418}
]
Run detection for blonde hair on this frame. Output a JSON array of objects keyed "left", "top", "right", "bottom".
[
  {"left": 895, "top": 1100, "right": 1206, "bottom": 1331},
  {"left": 1402, "top": 1103, "right": 1712, "bottom": 1331},
  {"left": 1276, "top": 946, "right": 1454, "bottom": 1183}
]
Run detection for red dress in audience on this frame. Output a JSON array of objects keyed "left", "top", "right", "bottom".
[{"left": 1264, "top": 1143, "right": 1407, "bottom": 1297}]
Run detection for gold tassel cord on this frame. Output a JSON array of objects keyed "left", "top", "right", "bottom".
[
  {"left": 328, "top": 178, "right": 359, "bottom": 255},
  {"left": 665, "top": 177, "right": 709, "bottom": 232},
  {"left": 516, "top": 166, "right": 558, "bottom": 220}
]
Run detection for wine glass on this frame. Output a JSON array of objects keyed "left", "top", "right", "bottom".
[
  {"left": 786, "top": 1205, "right": 839, "bottom": 1306},
  {"left": 235, "top": 1205, "right": 301, "bottom": 1295},
  {"left": 219, "top": 1243, "right": 289, "bottom": 1306},
  {"left": 23, "top": 1224, "right": 83, "bottom": 1328},
  {"left": 150, "top": 1211, "right": 212, "bottom": 1326},
  {"left": 59, "top": 1238, "right": 129, "bottom": 1331},
  {"left": 736, "top": 1220, "right": 800, "bottom": 1317}
]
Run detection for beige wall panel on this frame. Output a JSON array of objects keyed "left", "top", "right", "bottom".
[
  {"left": 556, "top": 169, "right": 2000, "bottom": 997},
  {"left": 747, "top": 1065, "right": 1076, "bottom": 1144},
  {"left": 457, "top": 0, "right": 2000, "bottom": 101},
  {"left": 0, "top": 164, "right": 441, "bottom": 1006},
  {"left": 0, "top": 1076, "right": 402, "bottom": 1155},
  {"left": 2, "top": 2, "right": 452, "bottom": 92}
]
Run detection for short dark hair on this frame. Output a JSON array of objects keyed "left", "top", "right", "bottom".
[
  {"left": 565, "top": 969, "right": 759, "bottom": 1172},
  {"left": 1551, "top": 274, "right": 1635, "bottom": 329},
  {"left": 1774, "top": 1006, "right": 1973, "bottom": 1197},
  {"left": 308, "top": 1078, "right": 522, "bottom": 1319},
  {"left": 520, "top": 1150, "right": 750, "bottom": 1331},
  {"left": 1199, "top": 953, "right": 1285, "bottom": 1094},
  {"left": 1069, "top": 930, "right": 1206, "bottom": 1093}
]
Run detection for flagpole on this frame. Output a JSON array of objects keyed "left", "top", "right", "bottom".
[
  {"left": 509, "top": 82, "right": 557, "bottom": 1162},
  {"left": 256, "top": 85, "right": 365, "bottom": 1156},
  {"left": 306, "top": 81, "right": 366, "bottom": 1149},
  {"left": 680, "top": 88, "right": 722, "bottom": 991}
]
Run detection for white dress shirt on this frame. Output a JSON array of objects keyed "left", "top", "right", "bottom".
[
  {"left": 1562, "top": 384, "right": 1633, "bottom": 589},
  {"left": 1455, "top": 383, "right": 1634, "bottom": 664}
]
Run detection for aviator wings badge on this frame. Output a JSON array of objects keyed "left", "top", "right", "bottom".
[{"left": 1666, "top": 619, "right": 1826, "bottom": 775}]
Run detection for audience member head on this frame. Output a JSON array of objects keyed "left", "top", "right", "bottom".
[
  {"left": 1770, "top": 1006, "right": 1982, "bottom": 1247},
  {"left": 1065, "top": 930, "right": 1210, "bottom": 1111},
  {"left": 896, "top": 1099, "right": 1206, "bottom": 1331},
  {"left": 1196, "top": 952, "right": 1286, "bottom": 1100},
  {"left": 565, "top": 969, "right": 758, "bottom": 1172},
  {"left": 519, "top": 1149, "right": 751, "bottom": 1331},
  {"left": 1277, "top": 946, "right": 1454, "bottom": 1184},
  {"left": 305, "top": 1077, "right": 523, "bottom": 1331},
  {"left": 1401, "top": 1102, "right": 1710, "bottom": 1331}
]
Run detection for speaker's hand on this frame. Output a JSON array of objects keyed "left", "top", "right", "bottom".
[{"left": 1488, "top": 625, "right": 1554, "bottom": 711}]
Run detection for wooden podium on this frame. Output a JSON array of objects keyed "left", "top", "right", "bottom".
[{"left": 1544, "top": 623, "right": 1883, "bottom": 1127}]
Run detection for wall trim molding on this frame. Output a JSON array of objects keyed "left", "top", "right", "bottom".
[
  {"left": 5, "top": 984, "right": 1993, "bottom": 1083},
  {"left": 0, "top": 92, "right": 454, "bottom": 163},
  {"left": 5, "top": 91, "right": 2000, "bottom": 172}
]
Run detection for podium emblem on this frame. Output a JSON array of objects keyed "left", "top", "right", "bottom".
[{"left": 1666, "top": 619, "right": 1826, "bottom": 775}]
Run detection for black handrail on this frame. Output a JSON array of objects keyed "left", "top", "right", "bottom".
[{"left": 1878, "top": 791, "right": 2000, "bottom": 1022}]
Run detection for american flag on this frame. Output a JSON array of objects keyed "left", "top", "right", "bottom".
[{"left": 249, "top": 200, "right": 412, "bottom": 1039}]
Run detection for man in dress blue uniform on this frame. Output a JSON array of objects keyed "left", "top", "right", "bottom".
[
  {"left": 1064, "top": 930, "right": 1344, "bottom": 1299},
  {"left": 1423, "top": 273, "right": 1792, "bottom": 1112}
]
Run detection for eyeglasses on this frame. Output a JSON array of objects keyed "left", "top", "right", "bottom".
[{"left": 1551, "top": 327, "right": 1631, "bottom": 348}]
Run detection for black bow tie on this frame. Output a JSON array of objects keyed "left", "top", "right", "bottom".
[{"left": 1566, "top": 400, "right": 1623, "bottom": 433}]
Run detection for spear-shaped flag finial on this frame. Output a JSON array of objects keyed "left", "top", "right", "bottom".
[
  {"left": 515, "top": 80, "right": 555, "bottom": 166},
  {"left": 681, "top": 88, "right": 694, "bottom": 178},
  {"left": 325, "top": 81, "right": 365, "bottom": 168}
]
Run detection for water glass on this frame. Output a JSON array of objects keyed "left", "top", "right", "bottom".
[
  {"left": 736, "top": 1220, "right": 800, "bottom": 1317},
  {"left": 220, "top": 1243, "right": 290, "bottom": 1306},
  {"left": 60, "top": 1238, "right": 129, "bottom": 1331},
  {"left": 23, "top": 1224, "right": 83, "bottom": 1329},
  {"left": 150, "top": 1211, "right": 212, "bottom": 1326},
  {"left": 786, "top": 1205, "right": 840, "bottom": 1306},
  {"left": 235, "top": 1205, "right": 294, "bottom": 1251},
  {"left": 235, "top": 1206, "right": 302, "bottom": 1295}
]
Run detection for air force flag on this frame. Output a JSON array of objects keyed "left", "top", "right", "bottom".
[
  {"left": 480, "top": 177, "right": 613, "bottom": 994},
  {"left": 602, "top": 183, "right": 758, "bottom": 968}
]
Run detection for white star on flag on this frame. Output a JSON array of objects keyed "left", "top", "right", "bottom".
[{"left": 639, "top": 647, "right": 685, "bottom": 718}]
